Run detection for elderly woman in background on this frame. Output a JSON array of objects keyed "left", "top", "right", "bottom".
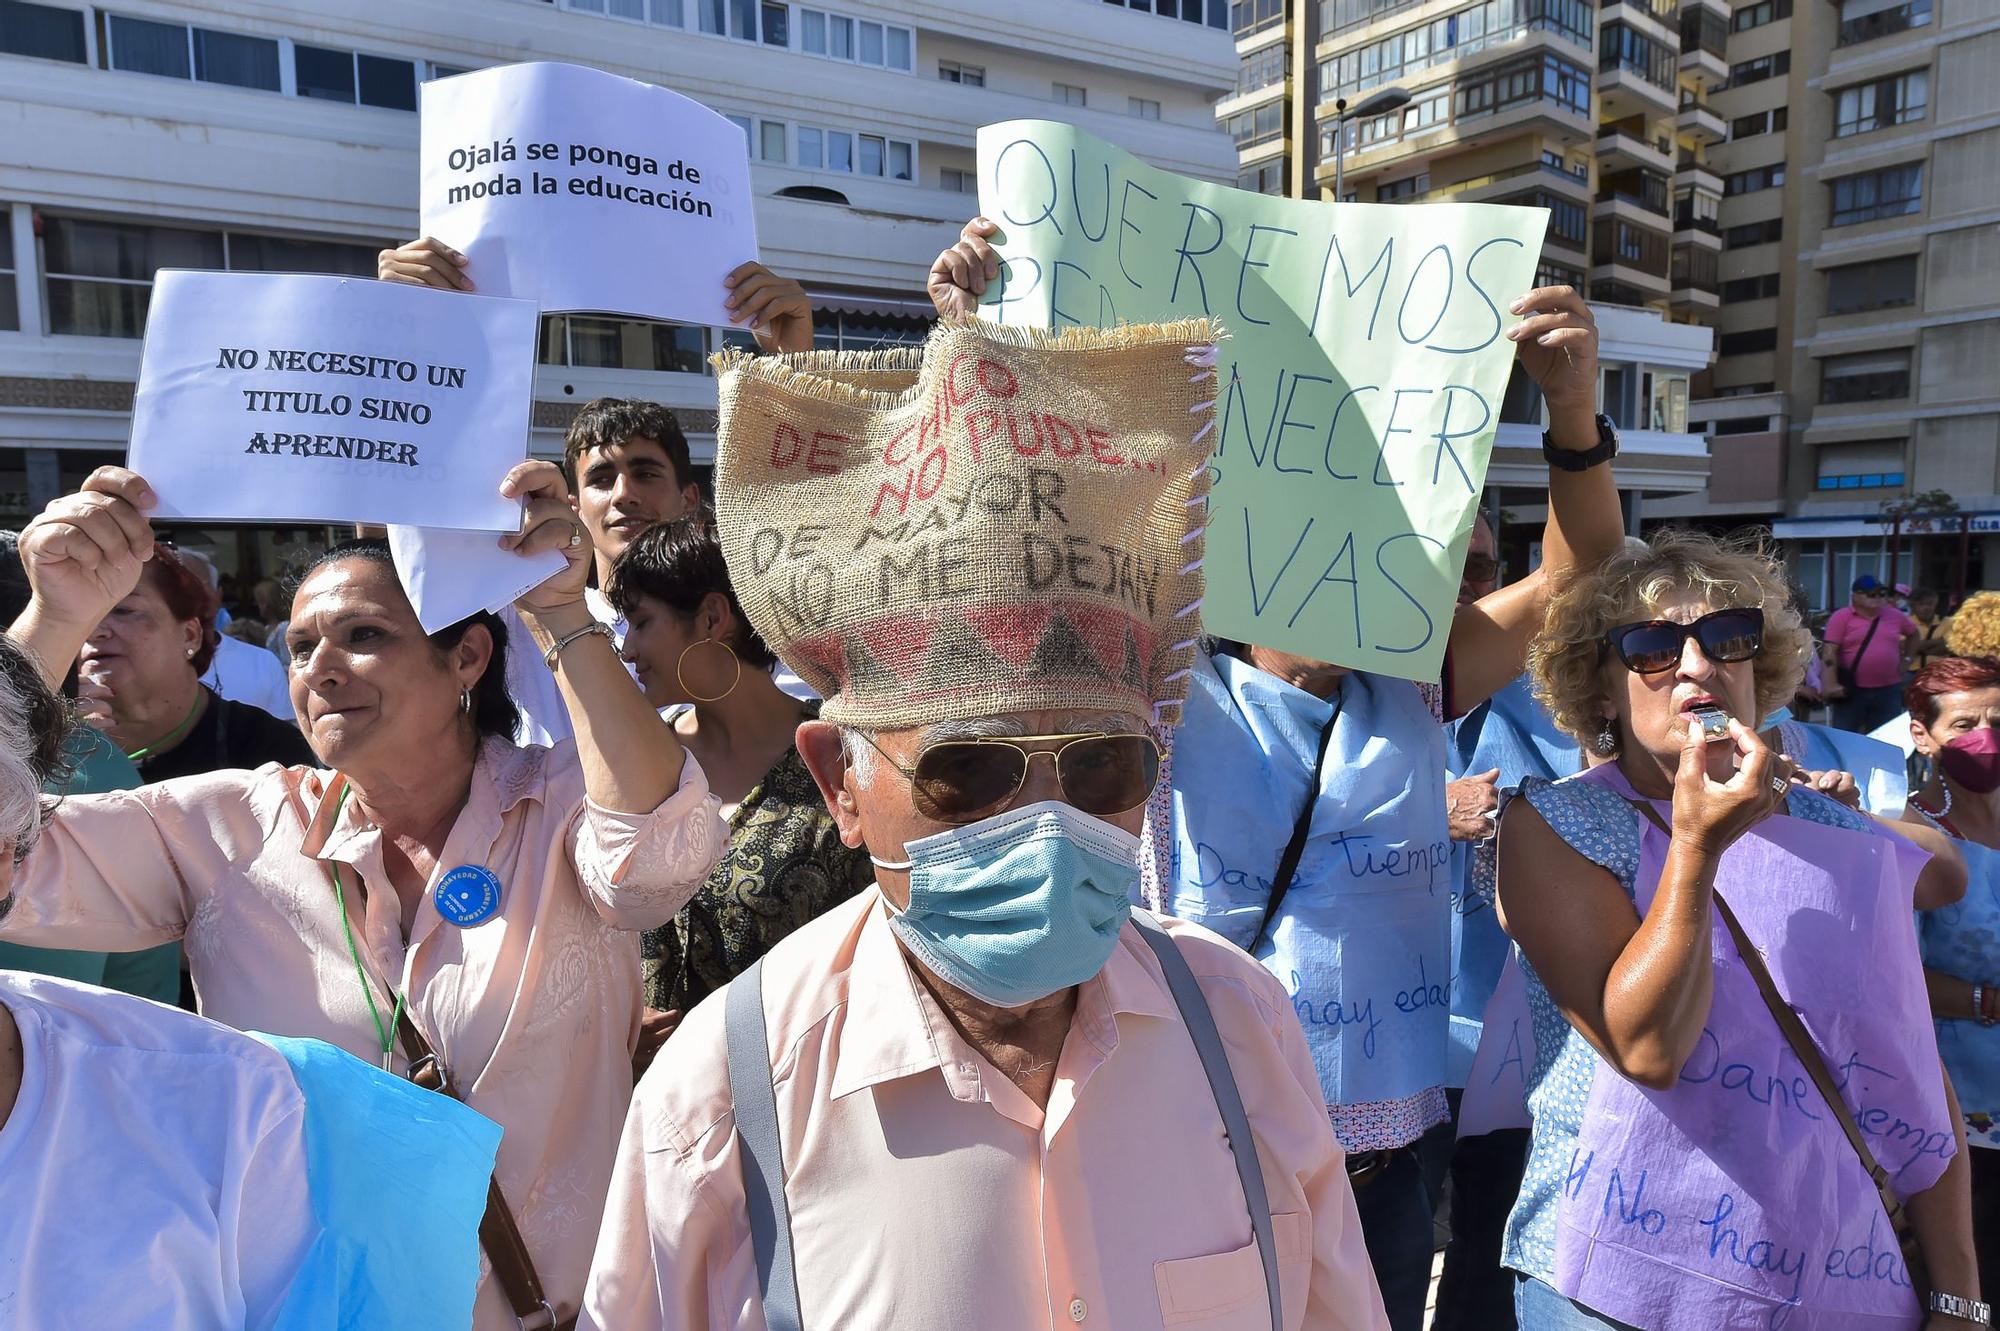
[
  {"left": 74, "top": 538, "right": 312, "bottom": 780},
  {"left": 2, "top": 464, "right": 726, "bottom": 1330},
  {"left": 1496, "top": 529, "right": 1977, "bottom": 1330},
  {"left": 1907, "top": 655, "right": 2000, "bottom": 1306},
  {"left": 607, "top": 517, "right": 869, "bottom": 1022}
]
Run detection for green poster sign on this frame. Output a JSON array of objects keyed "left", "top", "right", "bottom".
[{"left": 977, "top": 120, "right": 1548, "bottom": 682}]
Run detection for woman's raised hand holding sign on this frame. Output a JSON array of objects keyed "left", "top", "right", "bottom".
[{"left": 17, "top": 467, "right": 158, "bottom": 633}]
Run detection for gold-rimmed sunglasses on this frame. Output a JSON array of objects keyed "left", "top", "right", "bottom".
[{"left": 853, "top": 730, "right": 1162, "bottom": 824}]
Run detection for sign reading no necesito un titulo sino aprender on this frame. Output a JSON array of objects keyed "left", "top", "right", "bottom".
[
  {"left": 977, "top": 120, "right": 1548, "bottom": 683},
  {"left": 128, "top": 271, "right": 538, "bottom": 531},
  {"left": 420, "top": 61, "right": 758, "bottom": 327}
]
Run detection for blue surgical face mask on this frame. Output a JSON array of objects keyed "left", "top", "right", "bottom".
[{"left": 872, "top": 800, "right": 1141, "bottom": 1009}]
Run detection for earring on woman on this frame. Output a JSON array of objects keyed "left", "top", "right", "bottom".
[
  {"left": 677, "top": 637, "right": 742, "bottom": 704},
  {"left": 1593, "top": 716, "right": 1619, "bottom": 757},
  {"left": 459, "top": 687, "right": 473, "bottom": 715}
]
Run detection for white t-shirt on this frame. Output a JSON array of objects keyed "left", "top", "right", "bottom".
[
  {"left": 200, "top": 632, "right": 295, "bottom": 720},
  {"left": 0, "top": 972, "right": 317, "bottom": 1327}
]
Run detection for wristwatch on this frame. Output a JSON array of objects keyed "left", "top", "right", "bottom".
[
  {"left": 1542, "top": 412, "right": 1619, "bottom": 472},
  {"left": 1929, "top": 1291, "right": 1992, "bottom": 1325}
]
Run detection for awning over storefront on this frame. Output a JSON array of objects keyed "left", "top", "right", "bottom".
[{"left": 1772, "top": 512, "right": 2000, "bottom": 540}]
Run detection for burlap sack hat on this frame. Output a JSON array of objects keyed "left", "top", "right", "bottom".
[{"left": 713, "top": 316, "right": 1222, "bottom": 732}]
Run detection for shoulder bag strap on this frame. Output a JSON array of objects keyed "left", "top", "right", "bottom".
[
  {"left": 725, "top": 958, "right": 804, "bottom": 1331},
  {"left": 392, "top": 1004, "right": 571, "bottom": 1331},
  {"left": 1623, "top": 798, "right": 1927, "bottom": 1292},
  {"left": 1252, "top": 695, "right": 1345, "bottom": 950},
  {"left": 1131, "top": 909, "right": 1283, "bottom": 1331}
]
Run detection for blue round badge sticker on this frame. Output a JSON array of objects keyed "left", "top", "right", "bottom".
[{"left": 434, "top": 864, "right": 503, "bottom": 928}]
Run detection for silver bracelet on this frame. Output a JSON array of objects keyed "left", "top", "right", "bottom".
[
  {"left": 1975, "top": 983, "right": 1985, "bottom": 1022},
  {"left": 1928, "top": 1291, "right": 1991, "bottom": 1325},
  {"left": 541, "top": 621, "right": 615, "bottom": 671}
]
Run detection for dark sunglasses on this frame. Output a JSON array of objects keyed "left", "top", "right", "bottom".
[
  {"left": 857, "top": 731, "right": 1162, "bottom": 824},
  {"left": 1462, "top": 553, "right": 1502, "bottom": 584},
  {"left": 1603, "top": 607, "right": 1765, "bottom": 675}
]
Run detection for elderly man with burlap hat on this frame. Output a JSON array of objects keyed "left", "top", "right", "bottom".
[{"left": 578, "top": 318, "right": 1389, "bottom": 1331}]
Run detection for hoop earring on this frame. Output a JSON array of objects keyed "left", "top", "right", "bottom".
[
  {"left": 459, "top": 687, "right": 473, "bottom": 715},
  {"left": 677, "top": 638, "right": 742, "bottom": 704},
  {"left": 1593, "top": 716, "right": 1620, "bottom": 757}
]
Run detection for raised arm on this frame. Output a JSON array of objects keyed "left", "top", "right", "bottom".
[
  {"left": 1445, "top": 287, "right": 1625, "bottom": 713},
  {"left": 8, "top": 466, "right": 156, "bottom": 691},
  {"left": 500, "top": 460, "right": 686, "bottom": 811}
]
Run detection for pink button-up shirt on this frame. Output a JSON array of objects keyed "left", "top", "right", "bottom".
[
  {"left": 0, "top": 736, "right": 726, "bottom": 1329},
  {"left": 582, "top": 888, "right": 1388, "bottom": 1331}
]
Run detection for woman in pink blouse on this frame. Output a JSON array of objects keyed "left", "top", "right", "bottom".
[{"left": 3, "top": 464, "right": 727, "bottom": 1331}]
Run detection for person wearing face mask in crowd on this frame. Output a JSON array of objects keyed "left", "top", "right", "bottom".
[
  {"left": 930, "top": 219, "right": 1625, "bottom": 1329},
  {"left": 1907, "top": 656, "right": 2000, "bottom": 1306},
  {"left": 582, "top": 319, "right": 1390, "bottom": 1329},
  {"left": 1498, "top": 530, "right": 1977, "bottom": 1330}
]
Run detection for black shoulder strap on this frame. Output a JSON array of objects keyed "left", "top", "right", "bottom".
[{"left": 1252, "top": 694, "right": 1344, "bottom": 949}]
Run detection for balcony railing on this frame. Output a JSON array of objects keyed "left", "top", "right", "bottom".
[
  {"left": 1603, "top": 0, "right": 1679, "bottom": 22},
  {"left": 1408, "top": 157, "right": 1589, "bottom": 201},
  {"left": 1598, "top": 169, "right": 1671, "bottom": 215},
  {"left": 1673, "top": 203, "right": 1721, "bottom": 233}
]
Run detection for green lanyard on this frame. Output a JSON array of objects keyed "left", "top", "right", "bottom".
[
  {"left": 326, "top": 782, "right": 409, "bottom": 1069},
  {"left": 124, "top": 695, "right": 203, "bottom": 762}
]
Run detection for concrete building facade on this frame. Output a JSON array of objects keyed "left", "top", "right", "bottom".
[{"left": 0, "top": 0, "right": 1237, "bottom": 583}]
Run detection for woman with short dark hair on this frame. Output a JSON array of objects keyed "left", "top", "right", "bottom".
[
  {"left": 1, "top": 463, "right": 727, "bottom": 1330},
  {"left": 608, "top": 516, "right": 870, "bottom": 1020}
]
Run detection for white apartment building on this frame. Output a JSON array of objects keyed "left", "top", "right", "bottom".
[{"left": 0, "top": 0, "right": 1236, "bottom": 583}]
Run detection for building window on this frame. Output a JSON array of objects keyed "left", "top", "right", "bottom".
[
  {"left": 1321, "top": 0, "right": 1595, "bottom": 101},
  {"left": 1227, "top": 100, "right": 1285, "bottom": 147},
  {"left": 1731, "top": 0, "right": 1792, "bottom": 29},
  {"left": 541, "top": 315, "right": 708, "bottom": 373},
  {"left": 1233, "top": 0, "right": 1285, "bottom": 37},
  {"left": 1832, "top": 70, "right": 1927, "bottom": 137},
  {"left": 1724, "top": 165, "right": 1785, "bottom": 195},
  {"left": 1377, "top": 172, "right": 1429, "bottom": 201},
  {"left": 1053, "top": 81, "right": 1086, "bottom": 106},
  {"left": 1815, "top": 441, "right": 1906, "bottom": 490},
  {"left": 787, "top": 120, "right": 912, "bottom": 179},
  {"left": 1106, "top": 0, "right": 1228, "bottom": 25},
  {"left": 39, "top": 214, "right": 379, "bottom": 338},
  {"left": 1727, "top": 51, "right": 1790, "bottom": 87},
  {"left": 1130, "top": 97, "right": 1161, "bottom": 119},
  {"left": 1600, "top": 21, "right": 1678, "bottom": 90},
  {"left": 760, "top": 120, "right": 787, "bottom": 163},
  {"left": 1824, "top": 254, "right": 1918, "bottom": 313},
  {"left": 1237, "top": 160, "right": 1284, "bottom": 194},
  {"left": 1819, "top": 349, "right": 1911, "bottom": 403},
  {"left": 0, "top": 209, "right": 15, "bottom": 332},
  {"left": 1731, "top": 108, "right": 1787, "bottom": 138},
  {"left": 1718, "top": 327, "right": 1778, "bottom": 355},
  {"left": 1719, "top": 273, "right": 1781, "bottom": 301},
  {"left": 940, "top": 166, "right": 975, "bottom": 193},
  {"left": 1828, "top": 163, "right": 1923, "bottom": 226},
  {"left": 1236, "top": 42, "right": 1286, "bottom": 96},
  {"left": 938, "top": 59, "right": 984, "bottom": 85},
  {"left": 294, "top": 46, "right": 419, "bottom": 111},
  {"left": 1724, "top": 217, "right": 1783, "bottom": 247},
  {"left": 1838, "top": 0, "right": 1930, "bottom": 45},
  {"left": 105, "top": 14, "right": 282, "bottom": 91},
  {"left": 795, "top": 7, "right": 913, "bottom": 69},
  {"left": 568, "top": 0, "right": 686, "bottom": 25},
  {"left": 1535, "top": 259, "right": 1586, "bottom": 290},
  {"left": 1, "top": 0, "right": 86, "bottom": 63}
]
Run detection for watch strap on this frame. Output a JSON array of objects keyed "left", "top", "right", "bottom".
[
  {"left": 1930, "top": 1291, "right": 1992, "bottom": 1325},
  {"left": 1542, "top": 412, "right": 1618, "bottom": 472}
]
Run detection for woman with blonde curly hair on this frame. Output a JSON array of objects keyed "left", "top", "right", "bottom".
[{"left": 1494, "top": 527, "right": 1979, "bottom": 1330}]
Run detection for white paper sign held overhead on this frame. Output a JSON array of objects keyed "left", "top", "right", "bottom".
[
  {"left": 128, "top": 271, "right": 537, "bottom": 532},
  {"left": 389, "top": 525, "right": 568, "bottom": 635},
  {"left": 420, "top": 61, "right": 757, "bottom": 325}
]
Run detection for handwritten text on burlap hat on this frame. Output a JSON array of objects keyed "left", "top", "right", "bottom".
[{"left": 713, "top": 317, "right": 1221, "bottom": 731}]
